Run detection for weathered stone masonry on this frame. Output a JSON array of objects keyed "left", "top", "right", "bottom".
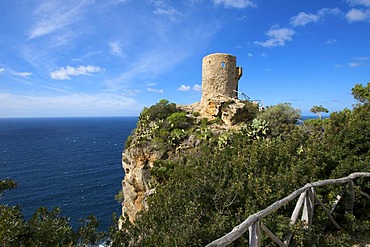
[{"left": 201, "top": 53, "right": 242, "bottom": 105}]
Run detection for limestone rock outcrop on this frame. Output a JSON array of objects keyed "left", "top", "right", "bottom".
[
  {"left": 120, "top": 99, "right": 257, "bottom": 224},
  {"left": 121, "top": 146, "right": 161, "bottom": 222},
  {"left": 120, "top": 53, "right": 255, "bottom": 224}
]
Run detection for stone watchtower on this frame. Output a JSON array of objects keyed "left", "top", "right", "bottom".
[{"left": 201, "top": 53, "right": 242, "bottom": 104}]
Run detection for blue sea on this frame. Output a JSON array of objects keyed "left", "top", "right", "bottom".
[{"left": 0, "top": 117, "right": 138, "bottom": 230}]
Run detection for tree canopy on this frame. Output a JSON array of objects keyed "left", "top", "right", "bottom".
[
  {"left": 310, "top": 105, "right": 329, "bottom": 119},
  {"left": 352, "top": 82, "right": 370, "bottom": 105},
  {"left": 1, "top": 83, "right": 369, "bottom": 246}
]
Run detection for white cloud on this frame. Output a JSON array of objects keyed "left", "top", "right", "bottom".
[
  {"left": 348, "top": 56, "right": 369, "bottom": 67},
  {"left": 147, "top": 88, "right": 164, "bottom": 93},
  {"left": 29, "top": 0, "right": 92, "bottom": 39},
  {"left": 150, "top": 0, "right": 183, "bottom": 21},
  {"left": 109, "top": 41, "right": 123, "bottom": 56},
  {"left": 0, "top": 68, "right": 4, "bottom": 74},
  {"left": 290, "top": 8, "right": 341, "bottom": 27},
  {"left": 146, "top": 82, "right": 157, "bottom": 86},
  {"left": 13, "top": 72, "right": 32, "bottom": 77},
  {"left": 290, "top": 12, "right": 319, "bottom": 27},
  {"left": 178, "top": 85, "right": 191, "bottom": 91},
  {"left": 178, "top": 84, "right": 202, "bottom": 92},
  {"left": 50, "top": 65, "right": 104, "bottom": 80},
  {"left": 347, "top": 0, "right": 370, "bottom": 7},
  {"left": 73, "top": 51, "right": 102, "bottom": 62},
  {"left": 104, "top": 47, "right": 189, "bottom": 90},
  {"left": 353, "top": 56, "right": 369, "bottom": 60},
  {"left": 247, "top": 53, "right": 253, "bottom": 57},
  {"left": 123, "top": 89, "right": 140, "bottom": 96},
  {"left": 326, "top": 39, "right": 337, "bottom": 45},
  {"left": 0, "top": 92, "right": 140, "bottom": 117},
  {"left": 349, "top": 62, "right": 363, "bottom": 67},
  {"left": 192, "top": 84, "right": 202, "bottom": 92},
  {"left": 260, "top": 52, "right": 267, "bottom": 57},
  {"left": 103, "top": 9, "right": 217, "bottom": 91},
  {"left": 236, "top": 15, "right": 248, "bottom": 21},
  {"left": 317, "top": 8, "right": 341, "bottom": 16},
  {"left": 112, "top": 0, "right": 129, "bottom": 4},
  {"left": 346, "top": 8, "right": 370, "bottom": 22},
  {"left": 212, "top": 0, "right": 256, "bottom": 8},
  {"left": 254, "top": 26, "right": 295, "bottom": 48},
  {"left": 153, "top": 7, "right": 183, "bottom": 20}
]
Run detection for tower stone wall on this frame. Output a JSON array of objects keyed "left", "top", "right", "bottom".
[{"left": 201, "top": 53, "right": 242, "bottom": 104}]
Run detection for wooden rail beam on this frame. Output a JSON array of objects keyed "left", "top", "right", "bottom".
[
  {"left": 331, "top": 187, "right": 346, "bottom": 214},
  {"left": 284, "top": 191, "right": 306, "bottom": 245},
  {"left": 206, "top": 172, "right": 370, "bottom": 247},
  {"left": 314, "top": 194, "right": 341, "bottom": 230},
  {"left": 260, "top": 222, "right": 286, "bottom": 247},
  {"left": 360, "top": 190, "right": 370, "bottom": 200}
]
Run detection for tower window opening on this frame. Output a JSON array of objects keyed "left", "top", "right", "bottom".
[{"left": 221, "top": 62, "right": 225, "bottom": 69}]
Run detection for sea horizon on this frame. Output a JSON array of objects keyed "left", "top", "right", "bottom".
[{"left": 0, "top": 116, "right": 138, "bottom": 230}]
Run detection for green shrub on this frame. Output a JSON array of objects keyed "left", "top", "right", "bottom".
[
  {"left": 192, "top": 111, "right": 200, "bottom": 117},
  {"left": 114, "top": 190, "right": 123, "bottom": 203},
  {"left": 200, "top": 118, "right": 209, "bottom": 128},
  {"left": 257, "top": 102, "right": 301, "bottom": 137},
  {"left": 124, "top": 135, "right": 133, "bottom": 148},
  {"left": 166, "top": 112, "right": 188, "bottom": 130},
  {"left": 139, "top": 99, "right": 178, "bottom": 123},
  {"left": 120, "top": 84, "right": 370, "bottom": 245}
]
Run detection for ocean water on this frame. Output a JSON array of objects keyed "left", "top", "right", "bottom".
[{"left": 0, "top": 117, "right": 137, "bottom": 230}]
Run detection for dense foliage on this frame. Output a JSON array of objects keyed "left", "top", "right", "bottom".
[
  {"left": 257, "top": 102, "right": 301, "bottom": 137},
  {"left": 120, "top": 83, "right": 370, "bottom": 246},
  {"left": 1, "top": 83, "right": 369, "bottom": 246},
  {"left": 0, "top": 179, "right": 115, "bottom": 246}
]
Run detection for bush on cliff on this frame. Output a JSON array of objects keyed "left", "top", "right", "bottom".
[
  {"left": 1, "top": 84, "right": 369, "bottom": 246},
  {"left": 121, "top": 83, "right": 370, "bottom": 246},
  {"left": 139, "top": 99, "right": 178, "bottom": 123},
  {"left": 257, "top": 102, "right": 301, "bottom": 137}
]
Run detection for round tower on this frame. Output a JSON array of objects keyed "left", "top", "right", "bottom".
[{"left": 201, "top": 53, "right": 242, "bottom": 104}]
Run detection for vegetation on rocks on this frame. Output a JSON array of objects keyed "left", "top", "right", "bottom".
[
  {"left": 120, "top": 83, "right": 370, "bottom": 246},
  {"left": 0, "top": 180, "right": 112, "bottom": 246},
  {"left": 1, "top": 83, "right": 369, "bottom": 246}
]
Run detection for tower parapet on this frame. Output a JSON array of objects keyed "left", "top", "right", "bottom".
[{"left": 201, "top": 53, "right": 242, "bottom": 105}]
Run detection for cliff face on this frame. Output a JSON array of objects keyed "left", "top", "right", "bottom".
[
  {"left": 121, "top": 146, "right": 160, "bottom": 222},
  {"left": 119, "top": 53, "right": 252, "bottom": 224},
  {"left": 120, "top": 98, "right": 258, "bottom": 224}
]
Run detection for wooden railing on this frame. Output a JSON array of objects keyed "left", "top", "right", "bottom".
[{"left": 206, "top": 172, "right": 370, "bottom": 247}]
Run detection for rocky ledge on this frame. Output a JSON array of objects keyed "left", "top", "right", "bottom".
[{"left": 120, "top": 97, "right": 258, "bottom": 224}]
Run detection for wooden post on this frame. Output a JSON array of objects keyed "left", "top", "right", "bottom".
[
  {"left": 346, "top": 180, "right": 355, "bottom": 215},
  {"left": 249, "top": 221, "right": 261, "bottom": 247},
  {"left": 284, "top": 191, "right": 306, "bottom": 246},
  {"left": 302, "top": 187, "right": 315, "bottom": 227},
  {"left": 290, "top": 191, "right": 306, "bottom": 225}
]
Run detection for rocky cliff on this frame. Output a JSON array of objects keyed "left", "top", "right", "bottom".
[{"left": 120, "top": 97, "right": 258, "bottom": 224}]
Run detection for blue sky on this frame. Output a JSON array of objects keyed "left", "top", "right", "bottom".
[{"left": 0, "top": 0, "right": 369, "bottom": 117}]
